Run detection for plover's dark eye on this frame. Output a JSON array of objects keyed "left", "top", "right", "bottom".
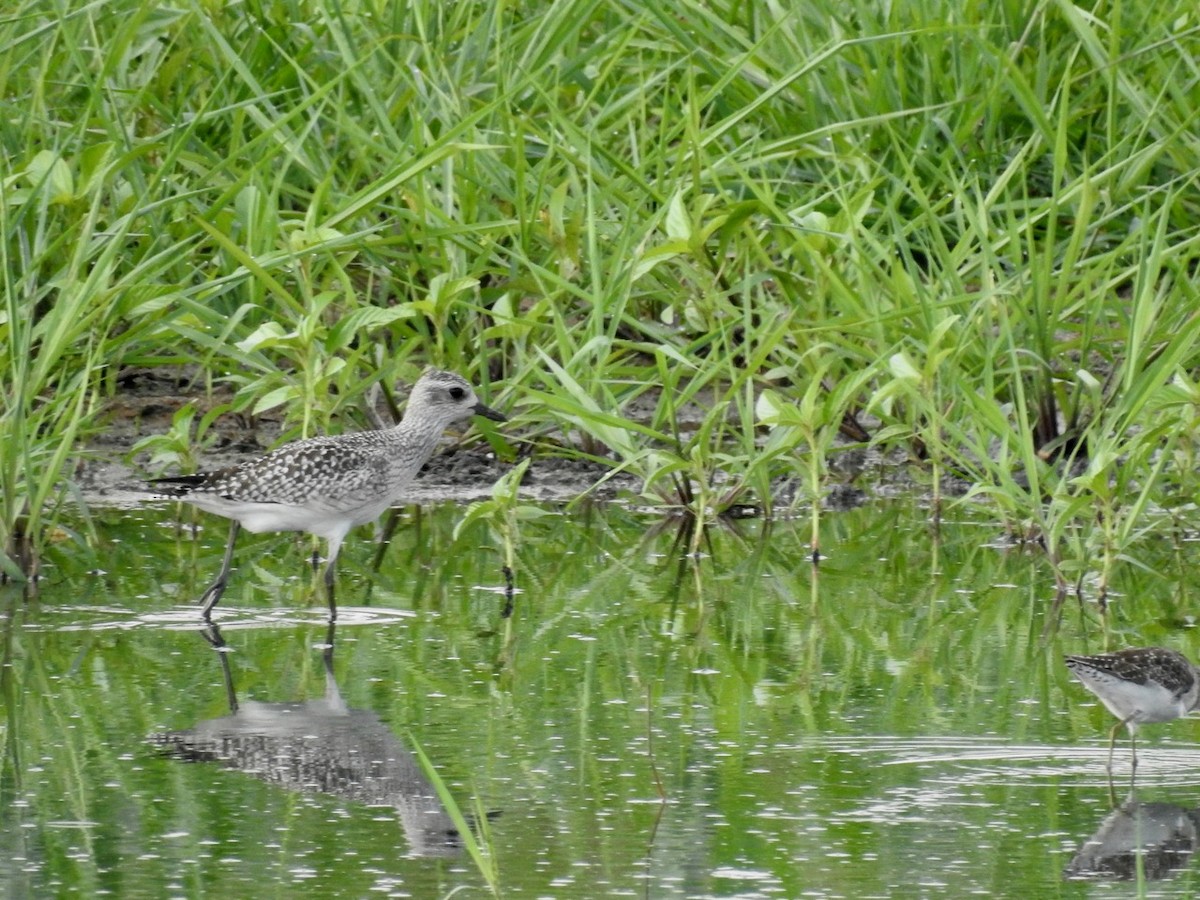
[{"left": 449, "top": 386, "right": 466, "bottom": 400}]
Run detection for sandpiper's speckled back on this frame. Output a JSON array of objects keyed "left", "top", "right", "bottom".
[
  {"left": 152, "top": 368, "right": 504, "bottom": 531},
  {"left": 1065, "top": 647, "right": 1200, "bottom": 727}
]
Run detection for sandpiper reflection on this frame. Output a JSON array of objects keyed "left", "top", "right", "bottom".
[
  {"left": 1065, "top": 795, "right": 1200, "bottom": 881},
  {"left": 150, "top": 622, "right": 463, "bottom": 857}
]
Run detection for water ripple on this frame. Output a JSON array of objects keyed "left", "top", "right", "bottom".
[{"left": 15, "top": 605, "right": 415, "bottom": 632}]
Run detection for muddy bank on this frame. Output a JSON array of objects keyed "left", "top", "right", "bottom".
[
  {"left": 77, "top": 367, "right": 936, "bottom": 514},
  {"left": 76, "top": 367, "right": 636, "bottom": 509}
]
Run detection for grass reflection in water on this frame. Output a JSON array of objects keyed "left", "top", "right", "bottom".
[{"left": 4, "top": 502, "right": 1200, "bottom": 896}]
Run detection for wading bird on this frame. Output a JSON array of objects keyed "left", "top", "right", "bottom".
[{"left": 151, "top": 368, "right": 505, "bottom": 620}]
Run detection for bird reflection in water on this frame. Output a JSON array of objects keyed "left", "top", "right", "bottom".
[
  {"left": 1064, "top": 795, "right": 1200, "bottom": 882},
  {"left": 150, "top": 622, "right": 465, "bottom": 857}
]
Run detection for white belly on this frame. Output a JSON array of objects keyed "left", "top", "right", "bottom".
[{"left": 185, "top": 496, "right": 390, "bottom": 540}]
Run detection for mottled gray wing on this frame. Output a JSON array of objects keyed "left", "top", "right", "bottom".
[{"left": 198, "top": 435, "right": 391, "bottom": 505}]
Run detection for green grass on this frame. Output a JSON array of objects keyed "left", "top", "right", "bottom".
[{"left": 3, "top": 0, "right": 1200, "bottom": 606}]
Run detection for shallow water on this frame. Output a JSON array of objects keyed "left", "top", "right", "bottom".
[{"left": 4, "top": 500, "right": 1200, "bottom": 897}]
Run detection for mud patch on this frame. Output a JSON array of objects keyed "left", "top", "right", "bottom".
[
  {"left": 77, "top": 367, "right": 941, "bottom": 514},
  {"left": 77, "top": 367, "right": 637, "bottom": 509}
]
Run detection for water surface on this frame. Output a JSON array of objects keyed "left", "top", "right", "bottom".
[{"left": 4, "top": 501, "right": 1200, "bottom": 897}]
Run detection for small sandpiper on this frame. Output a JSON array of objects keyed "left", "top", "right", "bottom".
[
  {"left": 1064, "top": 647, "right": 1200, "bottom": 775},
  {"left": 150, "top": 368, "right": 505, "bottom": 620}
]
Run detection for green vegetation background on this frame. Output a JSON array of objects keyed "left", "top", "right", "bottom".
[{"left": 4, "top": 0, "right": 1200, "bottom": 599}]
